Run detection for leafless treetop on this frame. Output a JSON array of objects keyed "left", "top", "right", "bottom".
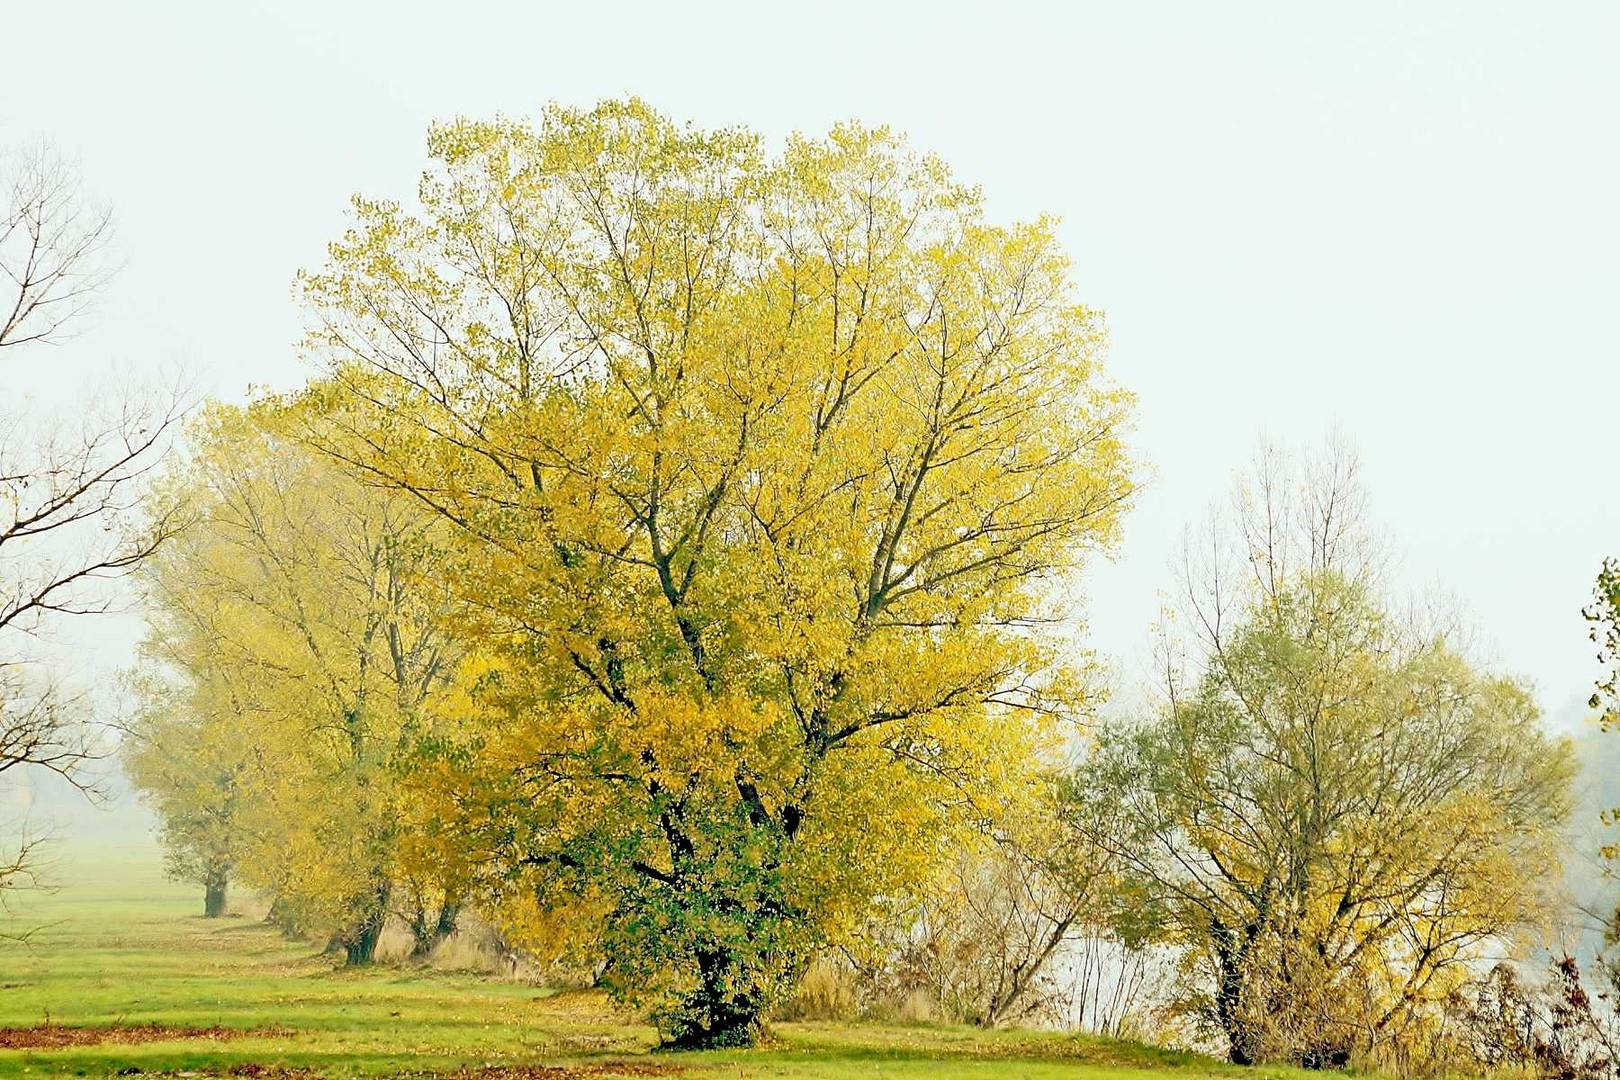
[{"left": 0, "top": 141, "right": 117, "bottom": 351}]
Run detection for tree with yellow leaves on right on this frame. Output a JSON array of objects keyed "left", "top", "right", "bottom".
[{"left": 1071, "top": 445, "right": 1574, "bottom": 1068}]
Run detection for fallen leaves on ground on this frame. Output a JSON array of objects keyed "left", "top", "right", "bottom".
[{"left": 0, "top": 1022, "right": 289, "bottom": 1049}]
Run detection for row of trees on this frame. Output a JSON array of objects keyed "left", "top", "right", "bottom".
[
  {"left": 127, "top": 101, "right": 1136, "bottom": 1047},
  {"left": 124, "top": 408, "right": 458, "bottom": 957},
  {"left": 118, "top": 100, "right": 1584, "bottom": 1066}
]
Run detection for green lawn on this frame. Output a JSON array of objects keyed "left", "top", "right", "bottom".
[{"left": 0, "top": 841, "right": 1304, "bottom": 1080}]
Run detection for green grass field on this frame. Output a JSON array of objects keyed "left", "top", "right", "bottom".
[{"left": 0, "top": 841, "right": 1307, "bottom": 1080}]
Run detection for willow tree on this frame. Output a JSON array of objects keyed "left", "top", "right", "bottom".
[
  {"left": 1072, "top": 447, "right": 1572, "bottom": 1067},
  {"left": 296, "top": 99, "right": 1134, "bottom": 1045},
  {"left": 132, "top": 405, "right": 460, "bottom": 962}
]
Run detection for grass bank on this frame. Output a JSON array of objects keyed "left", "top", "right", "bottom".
[{"left": 0, "top": 840, "right": 1306, "bottom": 1080}]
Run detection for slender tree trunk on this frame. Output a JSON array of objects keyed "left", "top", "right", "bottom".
[
  {"left": 978, "top": 910, "right": 1078, "bottom": 1028},
  {"left": 436, "top": 900, "right": 458, "bottom": 939}
]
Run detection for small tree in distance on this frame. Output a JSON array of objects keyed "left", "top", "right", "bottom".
[{"left": 121, "top": 671, "right": 241, "bottom": 917}]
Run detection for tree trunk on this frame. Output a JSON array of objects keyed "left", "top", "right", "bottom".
[
  {"left": 266, "top": 895, "right": 300, "bottom": 936},
  {"left": 203, "top": 874, "right": 228, "bottom": 918},
  {"left": 343, "top": 909, "right": 385, "bottom": 966},
  {"left": 1297, "top": 1043, "right": 1352, "bottom": 1069},
  {"left": 662, "top": 947, "right": 768, "bottom": 1050},
  {"left": 341, "top": 881, "right": 391, "bottom": 966},
  {"left": 1213, "top": 929, "right": 1257, "bottom": 1065},
  {"left": 409, "top": 898, "right": 460, "bottom": 959}
]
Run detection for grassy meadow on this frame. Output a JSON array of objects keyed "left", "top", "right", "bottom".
[{"left": 0, "top": 840, "right": 1305, "bottom": 1080}]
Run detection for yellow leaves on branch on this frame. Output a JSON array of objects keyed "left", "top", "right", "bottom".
[{"left": 134, "top": 401, "right": 461, "bottom": 934}]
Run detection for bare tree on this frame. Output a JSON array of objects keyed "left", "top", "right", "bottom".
[
  {"left": 0, "top": 140, "right": 185, "bottom": 907},
  {"left": 1, "top": 141, "right": 116, "bottom": 350}
]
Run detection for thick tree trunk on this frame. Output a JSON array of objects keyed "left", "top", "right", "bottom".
[
  {"left": 341, "top": 881, "right": 391, "bottom": 966},
  {"left": 662, "top": 947, "right": 768, "bottom": 1050},
  {"left": 203, "top": 874, "right": 228, "bottom": 918},
  {"left": 201, "top": 867, "right": 228, "bottom": 919},
  {"left": 343, "top": 910, "right": 385, "bottom": 966},
  {"left": 1219, "top": 995, "right": 1256, "bottom": 1064},
  {"left": 1213, "top": 930, "right": 1257, "bottom": 1065}
]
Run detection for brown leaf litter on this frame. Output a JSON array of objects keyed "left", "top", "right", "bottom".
[{"left": 0, "top": 1023, "right": 288, "bottom": 1049}]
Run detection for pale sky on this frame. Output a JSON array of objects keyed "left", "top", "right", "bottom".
[{"left": 5, "top": 0, "right": 1618, "bottom": 737}]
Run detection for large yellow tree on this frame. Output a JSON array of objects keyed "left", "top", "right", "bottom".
[{"left": 297, "top": 100, "right": 1134, "bottom": 1044}]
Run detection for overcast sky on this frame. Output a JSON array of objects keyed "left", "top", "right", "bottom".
[{"left": 5, "top": 0, "right": 1618, "bottom": 740}]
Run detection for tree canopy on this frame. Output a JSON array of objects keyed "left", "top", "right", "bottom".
[
  {"left": 288, "top": 98, "right": 1135, "bottom": 1044},
  {"left": 127, "top": 405, "right": 460, "bottom": 956}
]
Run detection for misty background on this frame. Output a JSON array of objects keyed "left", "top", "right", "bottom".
[{"left": 1, "top": 0, "right": 1616, "bottom": 923}]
